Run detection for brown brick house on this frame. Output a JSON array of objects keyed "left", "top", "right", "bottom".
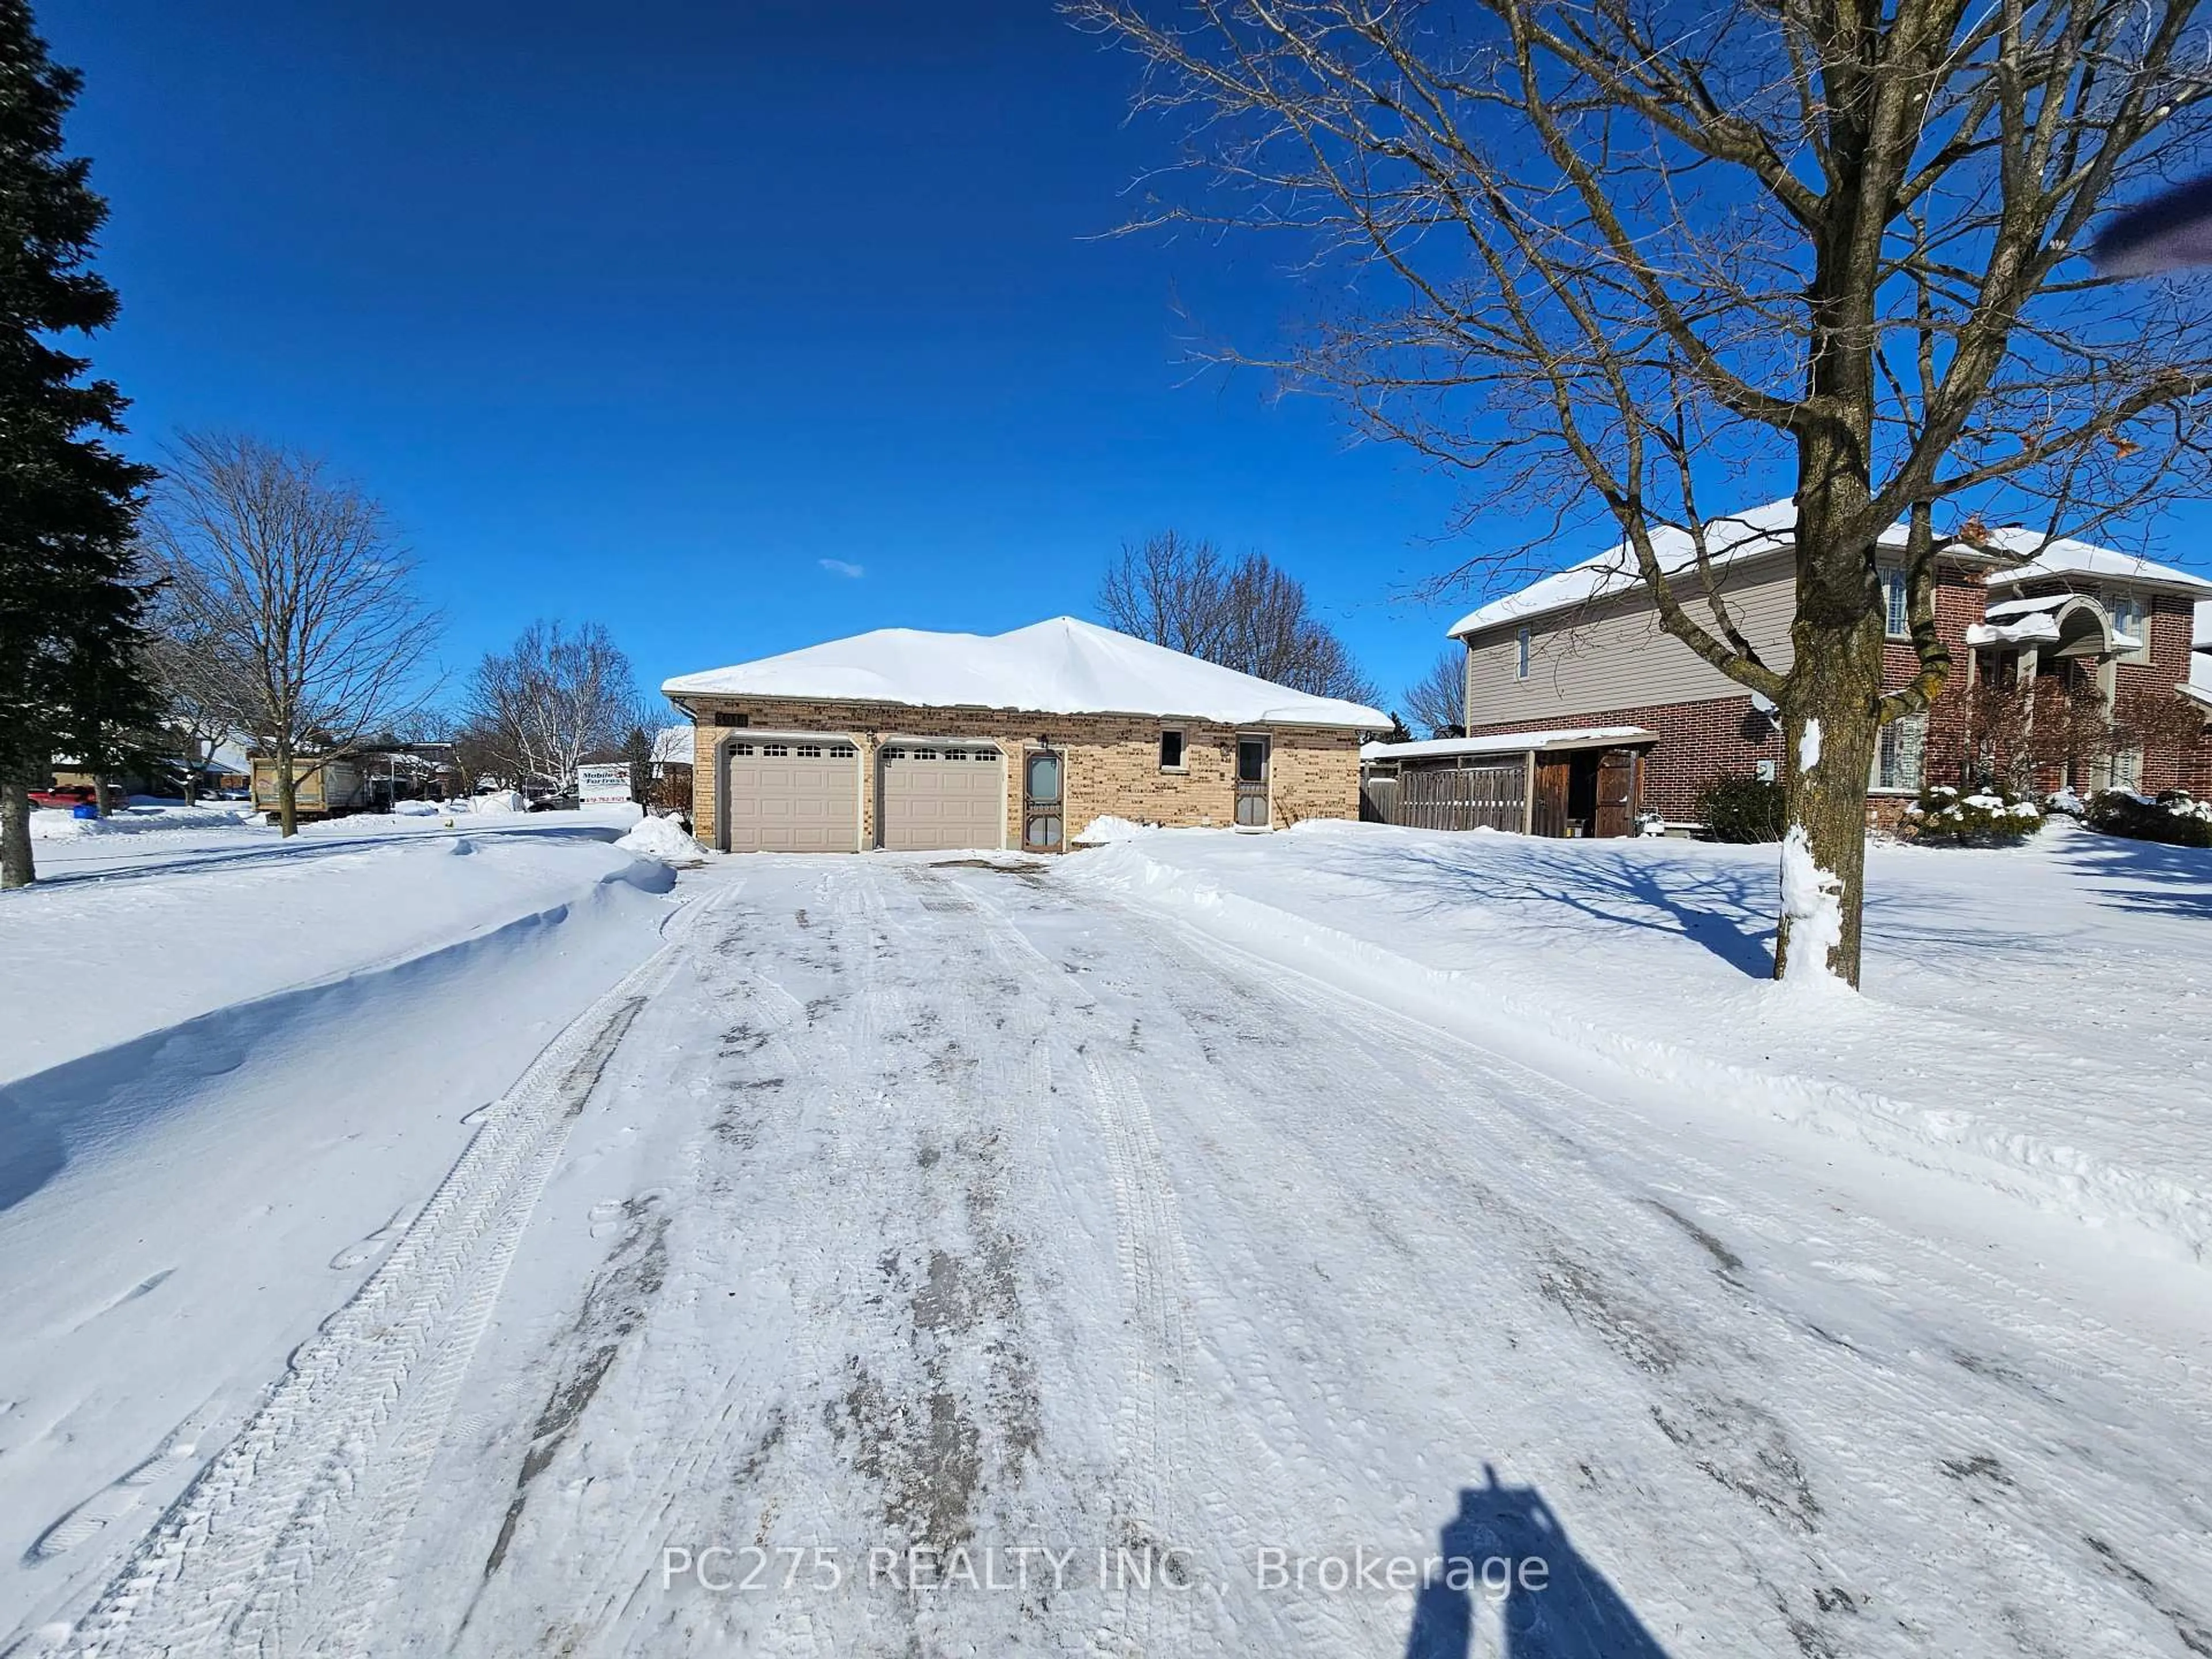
[
  {"left": 1366, "top": 501, "right": 2212, "bottom": 835},
  {"left": 660, "top": 617, "right": 1386, "bottom": 853}
]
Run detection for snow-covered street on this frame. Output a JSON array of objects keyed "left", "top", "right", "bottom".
[{"left": 6, "top": 827, "right": 2211, "bottom": 1656}]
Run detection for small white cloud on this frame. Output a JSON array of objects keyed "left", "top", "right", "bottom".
[{"left": 818, "top": 558, "right": 865, "bottom": 579}]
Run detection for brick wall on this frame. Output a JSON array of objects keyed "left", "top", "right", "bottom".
[
  {"left": 680, "top": 696, "right": 1362, "bottom": 850},
  {"left": 1461, "top": 695, "right": 1783, "bottom": 822}
]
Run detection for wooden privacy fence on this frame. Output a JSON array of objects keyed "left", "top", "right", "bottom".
[{"left": 1361, "top": 763, "right": 1525, "bottom": 832}]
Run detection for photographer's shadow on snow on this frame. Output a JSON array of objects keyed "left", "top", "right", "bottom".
[{"left": 1404, "top": 1467, "right": 1669, "bottom": 1658}]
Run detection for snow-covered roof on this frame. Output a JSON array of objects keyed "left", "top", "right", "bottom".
[
  {"left": 1978, "top": 530, "right": 2212, "bottom": 595},
  {"left": 1983, "top": 593, "right": 2071, "bottom": 620},
  {"left": 1448, "top": 498, "right": 2212, "bottom": 637},
  {"left": 1966, "top": 615, "right": 2062, "bottom": 647},
  {"left": 1361, "top": 726, "right": 1652, "bottom": 762},
  {"left": 1448, "top": 501, "right": 1901, "bottom": 637},
  {"left": 664, "top": 616, "right": 1389, "bottom": 729}
]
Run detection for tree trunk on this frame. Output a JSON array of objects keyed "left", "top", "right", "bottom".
[
  {"left": 1775, "top": 569, "right": 1886, "bottom": 987},
  {"left": 0, "top": 777, "right": 34, "bottom": 889},
  {"left": 275, "top": 737, "right": 299, "bottom": 838}
]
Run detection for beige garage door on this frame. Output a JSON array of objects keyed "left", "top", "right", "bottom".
[
  {"left": 721, "top": 738, "right": 860, "bottom": 853},
  {"left": 880, "top": 744, "right": 1004, "bottom": 851}
]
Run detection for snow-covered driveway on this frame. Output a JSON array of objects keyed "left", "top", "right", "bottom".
[{"left": 32, "top": 853, "right": 2212, "bottom": 1657}]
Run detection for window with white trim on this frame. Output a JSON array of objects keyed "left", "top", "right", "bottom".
[
  {"left": 1873, "top": 711, "right": 1925, "bottom": 792},
  {"left": 1879, "top": 567, "right": 1910, "bottom": 639},
  {"left": 796, "top": 744, "right": 823, "bottom": 757},
  {"left": 762, "top": 743, "right": 790, "bottom": 756},
  {"left": 2105, "top": 592, "right": 2151, "bottom": 664},
  {"left": 1515, "top": 627, "right": 1531, "bottom": 680}
]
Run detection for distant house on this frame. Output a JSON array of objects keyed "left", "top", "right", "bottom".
[
  {"left": 1365, "top": 502, "right": 2212, "bottom": 835},
  {"left": 660, "top": 617, "right": 1387, "bottom": 853}
]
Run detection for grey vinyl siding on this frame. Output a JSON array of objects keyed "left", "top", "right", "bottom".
[{"left": 1464, "top": 551, "right": 1797, "bottom": 725}]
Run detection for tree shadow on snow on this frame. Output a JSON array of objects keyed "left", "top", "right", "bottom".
[
  {"left": 1404, "top": 1467, "right": 1671, "bottom": 1659},
  {"left": 2046, "top": 827, "right": 2212, "bottom": 921},
  {"left": 1335, "top": 840, "right": 1777, "bottom": 980}
]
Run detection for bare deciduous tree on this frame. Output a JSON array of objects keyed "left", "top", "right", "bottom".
[
  {"left": 144, "top": 432, "right": 443, "bottom": 836},
  {"left": 1071, "top": 0, "right": 2212, "bottom": 984},
  {"left": 1402, "top": 649, "right": 1468, "bottom": 738},
  {"left": 464, "top": 620, "right": 644, "bottom": 796},
  {"left": 1100, "top": 531, "right": 1382, "bottom": 703}
]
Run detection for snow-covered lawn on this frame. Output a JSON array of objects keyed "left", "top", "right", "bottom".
[
  {"left": 1072, "top": 818, "right": 2212, "bottom": 1262},
  {"left": 2, "top": 823, "right": 2207, "bottom": 1656}
]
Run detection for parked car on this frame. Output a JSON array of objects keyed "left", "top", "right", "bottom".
[{"left": 28, "top": 785, "right": 100, "bottom": 810}]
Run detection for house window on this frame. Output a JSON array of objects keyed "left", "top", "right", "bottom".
[
  {"left": 1515, "top": 627, "right": 1531, "bottom": 680},
  {"left": 2107, "top": 592, "right": 2150, "bottom": 663},
  {"left": 1158, "top": 729, "right": 1185, "bottom": 772},
  {"left": 762, "top": 743, "right": 790, "bottom": 756},
  {"left": 796, "top": 744, "right": 822, "bottom": 757},
  {"left": 828, "top": 744, "right": 857, "bottom": 759},
  {"left": 1873, "top": 712, "right": 1925, "bottom": 792},
  {"left": 1880, "top": 568, "right": 1910, "bottom": 639}
]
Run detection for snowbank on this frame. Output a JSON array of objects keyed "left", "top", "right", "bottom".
[
  {"left": 613, "top": 814, "right": 704, "bottom": 863},
  {"left": 1070, "top": 815, "right": 1150, "bottom": 846},
  {"left": 392, "top": 799, "right": 442, "bottom": 817},
  {"left": 1069, "top": 821, "right": 2212, "bottom": 1263},
  {"left": 29, "top": 804, "right": 253, "bottom": 841},
  {"left": 0, "top": 832, "right": 674, "bottom": 1089}
]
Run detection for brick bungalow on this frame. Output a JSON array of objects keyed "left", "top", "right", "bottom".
[
  {"left": 1362, "top": 501, "right": 2212, "bottom": 836},
  {"left": 661, "top": 617, "right": 1387, "bottom": 853}
]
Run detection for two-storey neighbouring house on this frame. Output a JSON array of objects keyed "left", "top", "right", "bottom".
[{"left": 1363, "top": 501, "right": 2212, "bottom": 836}]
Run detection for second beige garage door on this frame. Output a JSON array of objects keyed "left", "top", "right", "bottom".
[
  {"left": 721, "top": 738, "right": 860, "bottom": 852},
  {"left": 880, "top": 744, "right": 1004, "bottom": 851}
]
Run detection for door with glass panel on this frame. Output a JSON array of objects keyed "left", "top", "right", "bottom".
[
  {"left": 1234, "top": 735, "right": 1270, "bottom": 827},
  {"left": 1022, "top": 748, "right": 1064, "bottom": 853}
]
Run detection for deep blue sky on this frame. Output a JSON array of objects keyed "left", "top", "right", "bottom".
[
  {"left": 46, "top": 0, "right": 1476, "bottom": 716},
  {"left": 43, "top": 2, "right": 2211, "bottom": 721}
]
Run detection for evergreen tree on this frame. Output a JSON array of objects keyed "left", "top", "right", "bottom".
[{"left": 0, "top": 0, "right": 154, "bottom": 887}]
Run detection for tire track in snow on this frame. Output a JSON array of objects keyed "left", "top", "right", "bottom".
[{"left": 58, "top": 912, "right": 693, "bottom": 1659}]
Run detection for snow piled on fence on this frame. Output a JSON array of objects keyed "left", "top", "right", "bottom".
[{"left": 1068, "top": 819, "right": 2212, "bottom": 1263}]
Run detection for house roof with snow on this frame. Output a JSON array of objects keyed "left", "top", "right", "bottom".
[
  {"left": 663, "top": 616, "right": 1390, "bottom": 729},
  {"left": 1361, "top": 726, "right": 1654, "bottom": 763},
  {"left": 1447, "top": 498, "right": 2212, "bottom": 638}
]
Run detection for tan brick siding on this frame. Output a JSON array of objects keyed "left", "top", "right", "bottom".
[{"left": 680, "top": 697, "right": 1364, "bottom": 850}]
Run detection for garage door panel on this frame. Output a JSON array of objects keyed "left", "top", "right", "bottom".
[
  {"left": 881, "top": 746, "right": 1003, "bottom": 852},
  {"left": 723, "top": 740, "right": 859, "bottom": 853}
]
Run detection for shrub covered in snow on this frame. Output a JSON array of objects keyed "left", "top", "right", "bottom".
[
  {"left": 2043, "top": 786, "right": 2086, "bottom": 819},
  {"left": 1903, "top": 783, "right": 2043, "bottom": 846},
  {"left": 2086, "top": 787, "right": 2212, "bottom": 848},
  {"left": 1694, "top": 772, "right": 1785, "bottom": 843}
]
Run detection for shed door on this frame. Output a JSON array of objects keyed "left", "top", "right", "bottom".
[
  {"left": 881, "top": 745, "right": 1004, "bottom": 851},
  {"left": 1594, "top": 749, "right": 1638, "bottom": 838},
  {"left": 721, "top": 738, "right": 860, "bottom": 853}
]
